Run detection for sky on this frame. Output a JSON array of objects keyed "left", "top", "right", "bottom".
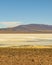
[{"left": 0, "top": 0, "right": 52, "bottom": 28}]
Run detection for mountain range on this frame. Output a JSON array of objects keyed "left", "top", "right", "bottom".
[{"left": 0, "top": 24, "right": 52, "bottom": 33}]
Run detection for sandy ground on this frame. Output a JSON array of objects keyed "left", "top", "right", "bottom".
[
  {"left": 0, "top": 47, "right": 52, "bottom": 65},
  {"left": 0, "top": 34, "right": 52, "bottom": 65},
  {"left": 0, "top": 34, "right": 52, "bottom": 39}
]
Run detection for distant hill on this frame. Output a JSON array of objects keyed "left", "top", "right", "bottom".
[{"left": 0, "top": 24, "right": 52, "bottom": 33}]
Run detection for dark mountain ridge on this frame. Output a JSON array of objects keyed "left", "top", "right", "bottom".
[{"left": 0, "top": 24, "right": 52, "bottom": 33}]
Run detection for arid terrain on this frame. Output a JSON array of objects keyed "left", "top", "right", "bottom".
[
  {"left": 0, "top": 47, "right": 52, "bottom": 65},
  {"left": 0, "top": 34, "right": 52, "bottom": 65}
]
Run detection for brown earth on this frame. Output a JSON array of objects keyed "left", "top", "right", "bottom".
[
  {"left": 0, "top": 47, "right": 52, "bottom": 65},
  {"left": 0, "top": 30, "right": 52, "bottom": 33}
]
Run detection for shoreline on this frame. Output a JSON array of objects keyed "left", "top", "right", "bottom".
[{"left": 0, "top": 45, "right": 52, "bottom": 49}]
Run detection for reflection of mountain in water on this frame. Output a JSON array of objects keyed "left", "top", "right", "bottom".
[
  {"left": 0, "top": 39, "right": 52, "bottom": 47},
  {"left": 26, "top": 39, "right": 52, "bottom": 42}
]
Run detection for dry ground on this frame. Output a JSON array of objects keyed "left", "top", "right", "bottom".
[{"left": 0, "top": 47, "right": 52, "bottom": 65}]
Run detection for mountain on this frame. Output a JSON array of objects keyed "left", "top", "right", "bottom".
[{"left": 0, "top": 24, "right": 52, "bottom": 33}]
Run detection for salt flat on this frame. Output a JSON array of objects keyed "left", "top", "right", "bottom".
[{"left": 0, "top": 34, "right": 52, "bottom": 47}]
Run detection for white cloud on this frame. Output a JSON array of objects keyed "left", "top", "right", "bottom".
[{"left": 0, "top": 21, "right": 21, "bottom": 28}]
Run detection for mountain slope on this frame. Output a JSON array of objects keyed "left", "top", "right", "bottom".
[{"left": 0, "top": 24, "right": 52, "bottom": 33}]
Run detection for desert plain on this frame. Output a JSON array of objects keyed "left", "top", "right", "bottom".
[{"left": 0, "top": 34, "right": 52, "bottom": 65}]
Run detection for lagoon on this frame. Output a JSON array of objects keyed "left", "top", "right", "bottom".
[{"left": 0, "top": 34, "right": 52, "bottom": 47}]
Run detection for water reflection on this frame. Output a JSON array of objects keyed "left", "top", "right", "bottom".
[
  {"left": 0, "top": 39, "right": 52, "bottom": 47},
  {"left": 0, "top": 34, "right": 52, "bottom": 47}
]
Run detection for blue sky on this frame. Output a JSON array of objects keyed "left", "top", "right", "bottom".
[{"left": 0, "top": 0, "right": 52, "bottom": 28}]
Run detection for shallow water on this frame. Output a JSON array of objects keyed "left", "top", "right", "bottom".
[{"left": 0, "top": 34, "right": 52, "bottom": 47}]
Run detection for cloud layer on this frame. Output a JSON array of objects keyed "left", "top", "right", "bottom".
[{"left": 0, "top": 22, "right": 21, "bottom": 28}]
